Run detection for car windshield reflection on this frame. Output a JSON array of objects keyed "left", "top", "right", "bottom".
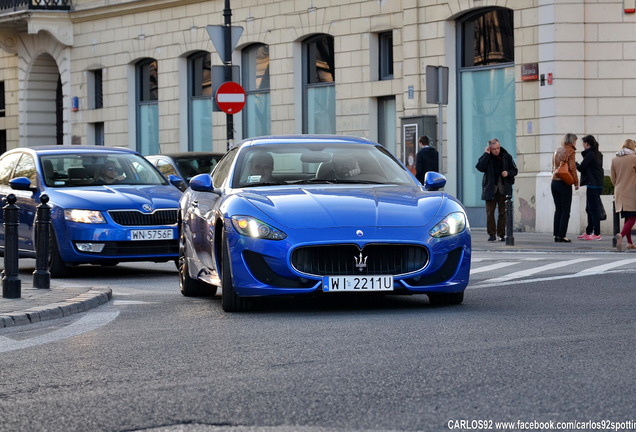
[
  {"left": 41, "top": 153, "right": 169, "bottom": 187},
  {"left": 233, "top": 144, "right": 413, "bottom": 188}
]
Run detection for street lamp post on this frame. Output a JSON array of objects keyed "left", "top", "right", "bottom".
[{"left": 223, "top": 0, "right": 233, "bottom": 150}]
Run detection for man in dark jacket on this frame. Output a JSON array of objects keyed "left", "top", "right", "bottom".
[
  {"left": 415, "top": 135, "right": 439, "bottom": 184},
  {"left": 475, "top": 138, "right": 518, "bottom": 241}
]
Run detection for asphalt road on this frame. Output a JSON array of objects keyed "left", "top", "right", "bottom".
[{"left": 0, "top": 254, "right": 634, "bottom": 432}]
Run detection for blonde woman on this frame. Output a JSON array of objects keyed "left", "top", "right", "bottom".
[
  {"left": 551, "top": 133, "right": 579, "bottom": 242},
  {"left": 610, "top": 139, "right": 636, "bottom": 251}
]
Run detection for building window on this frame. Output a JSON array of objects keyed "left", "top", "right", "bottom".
[
  {"left": 379, "top": 32, "right": 394, "bottom": 80},
  {"left": 303, "top": 34, "right": 335, "bottom": 134},
  {"left": 458, "top": 7, "right": 515, "bottom": 213},
  {"left": 93, "top": 122, "right": 104, "bottom": 146},
  {"left": 377, "top": 96, "right": 396, "bottom": 155},
  {"left": 88, "top": 69, "right": 103, "bottom": 109},
  {"left": 0, "top": 130, "right": 6, "bottom": 154},
  {"left": 461, "top": 8, "right": 514, "bottom": 67},
  {"left": 188, "top": 52, "right": 212, "bottom": 152},
  {"left": 242, "top": 43, "right": 270, "bottom": 138},
  {"left": 0, "top": 81, "right": 5, "bottom": 117},
  {"left": 136, "top": 58, "right": 159, "bottom": 155}
]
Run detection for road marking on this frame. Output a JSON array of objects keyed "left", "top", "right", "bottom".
[
  {"left": 470, "top": 261, "right": 519, "bottom": 274},
  {"left": 113, "top": 300, "right": 155, "bottom": 305},
  {"left": 0, "top": 310, "right": 119, "bottom": 353},
  {"left": 480, "top": 257, "right": 595, "bottom": 284},
  {"left": 575, "top": 258, "right": 636, "bottom": 275}
]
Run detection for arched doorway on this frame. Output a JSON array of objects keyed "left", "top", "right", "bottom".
[
  {"left": 24, "top": 53, "right": 62, "bottom": 146},
  {"left": 457, "top": 7, "right": 516, "bottom": 226}
]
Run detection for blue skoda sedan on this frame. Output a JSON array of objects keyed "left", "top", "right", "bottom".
[
  {"left": 0, "top": 146, "right": 182, "bottom": 277},
  {"left": 179, "top": 135, "right": 471, "bottom": 312}
]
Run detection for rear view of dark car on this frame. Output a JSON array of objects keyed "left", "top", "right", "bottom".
[{"left": 146, "top": 152, "right": 224, "bottom": 191}]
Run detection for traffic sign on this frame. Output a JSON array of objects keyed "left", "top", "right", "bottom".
[
  {"left": 206, "top": 25, "right": 243, "bottom": 62},
  {"left": 215, "top": 81, "right": 246, "bottom": 114}
]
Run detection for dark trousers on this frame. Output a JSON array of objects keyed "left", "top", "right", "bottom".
[
  {"left": 551, "top": 179, "right": 572, "bottom": 238},
  {"left": 485, "top": 191, "right": 506, "bottom": 238},
  {"left": 584, "top": 187, "right": 602, "bottom": 236}
]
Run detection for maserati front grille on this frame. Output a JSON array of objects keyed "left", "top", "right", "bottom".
[{"left": 291, "top": 244, "right": 428, "bottom": 276}]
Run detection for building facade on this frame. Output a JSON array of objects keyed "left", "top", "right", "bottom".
[{"left": 1, "top": 0, "right": 635, "bottom": 234}]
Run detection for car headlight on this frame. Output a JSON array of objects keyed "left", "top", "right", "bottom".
[
  {"left": 429, "top": 212, "right": 466, "bottom": 238},
  {"left": 231, "top": 215, "right": 287, "bottom": 240},
  {"left": 64, "top": 209, "right": 106, "bottom": 224}
]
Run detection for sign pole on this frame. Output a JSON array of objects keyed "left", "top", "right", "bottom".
[
  {"left": 223, "top": 0, "right": 233, "bottom": 151},
  {"left": 437, "top": 66, "right": 444, "bottom": 167}
]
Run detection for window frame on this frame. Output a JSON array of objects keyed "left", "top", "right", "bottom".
[
  {"left": 187, "top": 51, "right": 213, "bottom": 152},
  {"left": 379, "top": 31, "right": 394, "bottom": 81},
  {"left": 242, "top": 43, "right": 271, "bottom": 138},
  {"left": 135, "top": 58, "right": 159, "bottom": 155},
  {"left": 302, "top": 34, "right": 336, "bottom": 134}
]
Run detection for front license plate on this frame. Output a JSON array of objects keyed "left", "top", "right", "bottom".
[
  {"left": 323, "top": 275, "right": 394, "bottom": 292},
  {"left": 130, "top": 229, "right": 174, "bottom": 241}
]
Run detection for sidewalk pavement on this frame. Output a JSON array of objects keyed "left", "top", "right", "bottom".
[
  {"left": 0, "top": 229, "right": 623, "bottom": 328},
  {"left": 0, "top": 270, "right": 111, "bottom": 328},
  {"left": 470, "top": 228, "right": 621, "bottom": 253}
]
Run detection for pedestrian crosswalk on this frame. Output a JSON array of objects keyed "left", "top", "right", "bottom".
[{"left": 469, "top": 253, "right": 636, "bottom": 288}]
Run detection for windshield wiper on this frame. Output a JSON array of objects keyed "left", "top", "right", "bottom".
[
  {"left": 293, "top": 178, "right": 385, "bottom": 185},
  {"left": 242, "top": 181, "right": 285, "bottom": 187}
]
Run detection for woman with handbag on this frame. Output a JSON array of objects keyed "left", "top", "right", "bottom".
[
  {"left": 551, "top": 133, "right": 579, "bottom": 242},
  {"left": 576, "top": 135, "right": 604, "bottom": 240},
  {"left": 610, "top": 139, "right": 636, "bottom": 251}
]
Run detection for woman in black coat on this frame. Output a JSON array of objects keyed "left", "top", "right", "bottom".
[{"left": 576, "top": 135, "right": 604, "bottom": 240}]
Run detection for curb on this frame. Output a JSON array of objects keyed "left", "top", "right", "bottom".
[{"left": 0, "top": 287, "right": 112, "bottom": 328}]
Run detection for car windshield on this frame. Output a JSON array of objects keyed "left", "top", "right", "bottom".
[
  {"left": 232, "top": 143, "right": 415, "bottom": 188},
  {"left": 40, "top": 153, "right": 169, "bottom": 187}
]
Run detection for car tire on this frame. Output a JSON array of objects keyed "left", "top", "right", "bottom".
[
  {"left": 178, "top": 230, "right": 216, "bottom": 297},
  {"left": 427, "top": 292, "right": 464, "bottom": 306},
  {"left": 49, "top": 230, "right": 70, "bottom": 278},
  {"left": 221, "top": 231, "right": 249, "bottom": 312}
]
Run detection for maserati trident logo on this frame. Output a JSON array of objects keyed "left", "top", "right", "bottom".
[
  {"left": 142, "top": 204, "right": 153, "bottom": 212},
  {"left": 354, "top": 252, "right": 368, "bottom": 272}
]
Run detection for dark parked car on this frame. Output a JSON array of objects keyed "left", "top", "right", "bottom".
[
  {"left": 0, "top": 146, "right": 182, "bottom": 277},
  {"left": 146, "top": 152, "right": 224, "bottom": 191},
  {"left": 178, "top": 135, "right": 471, "bottom": 312}
]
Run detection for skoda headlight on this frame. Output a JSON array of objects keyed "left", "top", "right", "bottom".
[
  {"left": 429, "top": 212, "right": 466, "bottom": 238},
  {"left": 231, "top": 215, "right": 287, "bottom": 240},
  {"left": 64, "top": 209, "right": 106, "bottom": 224}
]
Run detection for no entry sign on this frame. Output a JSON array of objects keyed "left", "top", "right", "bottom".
[{"left": 215, "top": 81, "right": 246, "bottom": 114}]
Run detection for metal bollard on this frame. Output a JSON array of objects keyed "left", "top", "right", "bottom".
[
  {"left": 33, "top": 194, "right": 51, "bottom": 289},
  {"left": 612, "top": 200, "right": 619, "bottom": 247},
  {"left": 505, "top": 195, "right": 515, "bottom": 246},
  {"left": 2, "top": 194, "right": 21, "bottom": 298}
]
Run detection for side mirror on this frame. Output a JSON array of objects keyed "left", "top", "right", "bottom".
[
  {"left": 9, "top": 177, "right": 37, "bottom": 192},
  {"left": 423, "top": 171, "right": 446, "bottom": 191},
  {"left": 189, "top": 173, "right": 218, "bottom": 193},
  {"left": 168, "top": 174, "right": 187, "bottom": 192}
]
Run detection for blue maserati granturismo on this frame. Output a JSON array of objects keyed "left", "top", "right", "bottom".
[{"left": 178, "top": 135, "right": 471, "bottom": 312}]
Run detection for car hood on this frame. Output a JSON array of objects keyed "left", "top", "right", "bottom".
[
  {"left": 238, "top": 185, "right": 446, "bottom": 229},
  {"left": 45, "top": 185, "right": 181, "bottom": 210}
]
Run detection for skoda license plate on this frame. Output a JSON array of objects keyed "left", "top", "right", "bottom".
[
  {"left": 130, "top": 229, "right": 174, "bottom": 241},
  {"left": 323, "top": 275, "right": 394, "bottom": 292}
]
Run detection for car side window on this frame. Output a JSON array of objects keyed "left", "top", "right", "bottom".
[
  {"left": 0, "top": 152, "right": 22, "bottom": 186},
  {"left": 212, "top": 148, "right": 237, "bottom": 188},
  {"left": 14, "top": 154, "right": 37, "bottom": 186},
  {"left": 156, "top": 159, "right": 178, "bottom": 177}
]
